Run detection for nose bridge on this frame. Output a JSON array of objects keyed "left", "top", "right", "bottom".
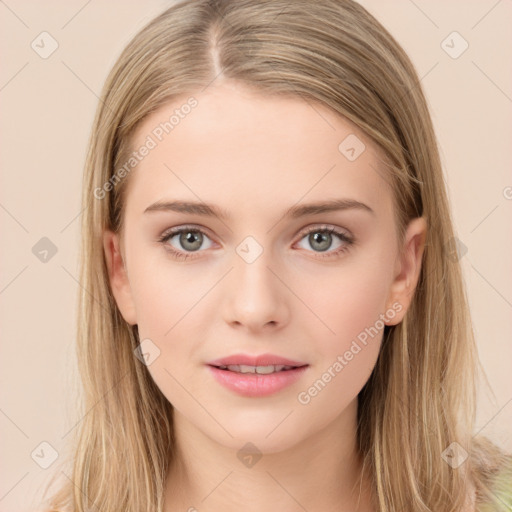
[{"left": 222, "top": 234, "right": 288, "bottom": 329}]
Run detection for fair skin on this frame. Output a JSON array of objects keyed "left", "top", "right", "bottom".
[{"left": 103, "top": 81, "right": 426, "bottom": 511}]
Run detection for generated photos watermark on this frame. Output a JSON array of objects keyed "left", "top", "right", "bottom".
[
  {"left": 94, "top": 97, "right": 198, "bottom": 200},
  {"left": 297, "top": 301, "right": 403, "bottom": 405}
]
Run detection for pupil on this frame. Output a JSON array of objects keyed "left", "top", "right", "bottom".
[
  {"left": 181, "top": 231, "right": 202, "bottom": 251},
  {"left": 311, "top": 232, "right": 330, "bottom": 252}
]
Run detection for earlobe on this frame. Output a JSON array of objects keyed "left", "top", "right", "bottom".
[
  {"left": 103, "top": 229, "right": 138, "bottom": 325},
  {"left": 385, "top": 217, "right": 427, "bottom": 326}
]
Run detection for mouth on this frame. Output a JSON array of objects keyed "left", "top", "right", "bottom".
[
  {"left": 206, "top": 353, "right": 308, "bottom": 369},
  {"left": 206, "top": 359, "right": 309, "bottom": 397},
  {"left": 210, "top": 363, "right": 307, "bottom": 374}
]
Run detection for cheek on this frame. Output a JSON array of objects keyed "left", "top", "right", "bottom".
[
  {"left": 294, "top": 250, "right": 395, "bottom": 403},
  {"left": 128, "top": 247, "right": 205, "bottom": 338},
  {"left": 126, "top": 248, "right": 213, "bottom": 399},
  {"left": 305, "top": 252, "right": 394, "bottom": 349},
  {"left": 127, "top": 235, "right": 395, "bottom": 416}
]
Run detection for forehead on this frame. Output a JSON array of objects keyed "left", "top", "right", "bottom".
[{"left": 124, "top": 82, "right": 393, "bottom": 220}]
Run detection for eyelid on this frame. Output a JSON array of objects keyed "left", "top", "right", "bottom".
[
  {"left": 158, "top": 224, "right": 217, "bottom": 247},
  {"left": 158, "top": 222, "right": 354, "bottom": 259},
  {"left": 159, "top": 223, "right": 213, "bottom": 238},
  {"left": 296, "top": 223, "right": 353, "bottom": 240},
  {"left": 159, "top": 223, "right": 352, "bottom": 243}
]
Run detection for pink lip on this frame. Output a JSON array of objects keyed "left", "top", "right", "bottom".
[
  {"left": 207, "top": 353, "right": 307, "bottom": 367},
  {"left": 206, "top": 365, "right": 309, "bottom": 397},
  {"left": 205, "top": 353, "right": 309, "bottom": 397}
]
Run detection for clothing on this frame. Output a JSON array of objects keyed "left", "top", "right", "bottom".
[{"left": 476, "top": 457, "right": 512, "bottom": 511}]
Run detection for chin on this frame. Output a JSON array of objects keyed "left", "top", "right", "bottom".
[{"left": 218, "top": 429, "right": 302, "bottom": 455}]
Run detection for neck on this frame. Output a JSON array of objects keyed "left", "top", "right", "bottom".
[{"left": 164, "top": 399, "right": 375, "bottom": 512}]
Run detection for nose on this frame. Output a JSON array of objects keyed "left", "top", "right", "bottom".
[{"left": 221, "top": 244, "right": 290, "bottom": 333}]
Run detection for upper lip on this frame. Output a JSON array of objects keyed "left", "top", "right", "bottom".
[{"left": 207, "top": 353, "right": 308, "bottom": 368}]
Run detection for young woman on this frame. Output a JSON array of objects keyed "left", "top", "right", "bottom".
[{"left": 43, "top": 0, "right": 512, "bottom": 510}]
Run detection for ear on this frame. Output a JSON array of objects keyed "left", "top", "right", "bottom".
[
  {"left": 103, "top": 229, "right": 137, "bottom": 325},
  {"left": 385, "top": 217, "right": 427, "bottom": 326}
]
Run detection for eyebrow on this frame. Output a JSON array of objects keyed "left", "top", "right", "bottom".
[{"left": 144, "top": 198, "right": 374, "bottom": 219}]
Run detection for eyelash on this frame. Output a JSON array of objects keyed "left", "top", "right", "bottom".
[{"left": 157, "top": 224, "right": 354, "bottom": 261}]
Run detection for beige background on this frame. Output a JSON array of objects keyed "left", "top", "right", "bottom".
[{"left": 1, "top": 1, "right": 511, "bottom": 510}]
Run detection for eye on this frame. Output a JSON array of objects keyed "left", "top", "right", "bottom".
[
  {"left": 158, "top": 224, "right": 354, "bottom": 261},
  {"left": 158, "top": 225, "right": 214, "bottom": 260},
  {"left": 295, "top": 225, "right": 354, "bottom": 258}
]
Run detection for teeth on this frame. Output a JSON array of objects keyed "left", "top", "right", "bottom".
[{"left": 221, "top": 364, "right": 294, "bottom": 374}]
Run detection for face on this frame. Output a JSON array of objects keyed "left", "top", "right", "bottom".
[{"left": 104, "top": 81, "right": 425, "bottom": 453}]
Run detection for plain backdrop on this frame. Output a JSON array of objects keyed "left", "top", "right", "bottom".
[{"left": 1, "top": 1, "right": 511, "bottom": 510}]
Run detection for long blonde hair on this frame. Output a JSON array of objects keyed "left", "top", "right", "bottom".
[{"left": 44, "top": 0, "right": 510, "bottom": 510}]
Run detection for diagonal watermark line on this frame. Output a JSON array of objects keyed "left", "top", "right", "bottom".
[
  {"left": 470, "top": 204, "right": 499, "bottom": 233},
  {"left": 201, "top": 471, "right": 234, "bottom": 502},
  {"left": 471, "top": 0, "right": 503, "bottom": 30},
  {"left": 266, "top": 471, "right": 309, "bottom": 511},
  {"left": 61, "top": 61, "right": 114, "bottom": 114},
  {"left": 491, "top": 491, "right": 512, "bottom": 510},
  {"left": 164, "top": 367, "right": 234, "bottom": 437},
  {"left": 392, "top": 389, "right": 439, "bottom": 439},
  {"left": 0, "top": 408, "right": 29, "bottom": 438},
  {"left": 472, "top": 397, "right": 512, "bottom": 438},
  {"left": 267, "top": 4, "right": 292, "bottom": 25},
  {"left": 0, "top": 62, "right": 29, "bottom": 92},
  {"left": 61, "top": 0, "right": 92, "bottom": 29},
  {"left": 61, "top": 60, "right": 99, "bottom": 99},
  {"left": 266, "top": 164, "right": 336, "bottom": 234},
  {"left": 471, "top": 61, "right": 512, "bottom": 104},
  {"left": 164, "top": 267, "right": 234, "bottom": 336},
  {"left": 0, "top": 202, "right": 29, "bottom": 233},
  {"left": 61, "top": 370, "right": 130, "bottom": 439},
  {"left": 266, "top": 266, "right": 336, "bottom": 334},
  {"left": 266, "top": 409, "right": 294, "bottom": 438},
  {"left": 398, "top": 61, "right": 439, "bottom": 103},
  {"left": 60, "top": 205, "right": 88, "bottom": 233},
  {"left": 61, "top": 471, "right": 102, "bottom": 512},
  {"left": 200, "top": 67, "right": 224, "bottom": 94},
  {"left": 0, "top": 0, "right": 29, "bottom": 28},
  {"left": 471, "top": 264, "right": 512, "bottom": 308},
  {"left": 0, "top": 265, "right": 28, "bottom": 295},
  {"left": 406, "top": 0, "right": 439, "bottom": 28},
  {"left": 302, "top": 98, "right": 336, "bottom": 131},
  {"left": 0, "top": 472, "right": 29, "bottom": 502},
  {"left": 60, "top": 265, "right": 110, "bottom": 314}
]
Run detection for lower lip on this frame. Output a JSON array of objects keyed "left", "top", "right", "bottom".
[{"left": 207, "top": 365, "right": 309, "bottom": 397}]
